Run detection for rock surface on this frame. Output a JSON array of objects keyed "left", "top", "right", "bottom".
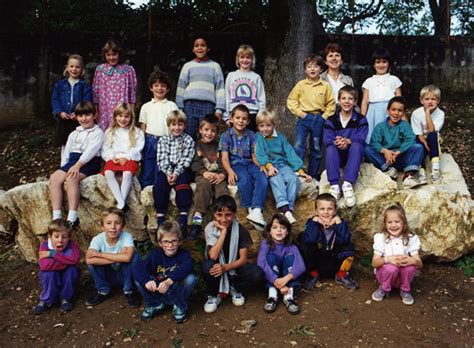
[{"left": 0, "top": 154, "right": 472, "bottom": 262}]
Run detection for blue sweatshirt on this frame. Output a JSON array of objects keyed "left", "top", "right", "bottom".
[
  {"left": 323, "top": 111, "right": 368, "bottom": 146},
  {"left": 133, "top": 248, "right": 194, "bottom": 287},
  {"left": 369, "top": 117, "right": 416, "bottom": 154}
]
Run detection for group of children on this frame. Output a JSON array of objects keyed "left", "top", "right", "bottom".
[
  {"left": 40, "top": 37, "right": 436, "bottom": 320},
  {"left": 35, "top": 194, "right": 423, "bottom": 321}
]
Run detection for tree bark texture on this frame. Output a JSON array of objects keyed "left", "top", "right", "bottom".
[{"left": 264, "top": 0, "right": 316, "bottom": 142}]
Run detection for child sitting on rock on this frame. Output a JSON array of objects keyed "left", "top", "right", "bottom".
[
  {"left": 189, "top": 114, "right": 228, "bottom": 239},
  {"left": 364, "top": 96, "right": 426, "bottom": 189},
  {"left": 34, "top": 219, "right": 80, "bottom": 315}
]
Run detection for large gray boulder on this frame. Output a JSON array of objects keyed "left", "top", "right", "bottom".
[{"left": 0, "top": 154, "right": 472, "bottom": 262}]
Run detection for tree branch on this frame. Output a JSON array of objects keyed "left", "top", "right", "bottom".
[{"left": 335, "top": 0, "right": 383, "bottom": 34}]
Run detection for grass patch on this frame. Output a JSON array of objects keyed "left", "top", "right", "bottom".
[{"left": 455, "top": 255, "right": 473, "bottom": 277}]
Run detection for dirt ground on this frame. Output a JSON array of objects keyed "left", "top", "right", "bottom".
[{"left": 0, "top": 101, "right": 472, "bottom": 347}]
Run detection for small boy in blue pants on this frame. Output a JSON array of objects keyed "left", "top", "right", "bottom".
[
  {"left": 324, "top": 86, "right": 368, "bottom": 207},
  {"left": 255, "top": 108, "right": 312, "bottom": 224},
  {"left": 219, "top": 105, "right": 268, "bottom": 230},
  {"left": 364, "top": 96, "right": 426, "bottom": 189},
  {"left": 133, "top": 221, "right": 196, "bottom": 323},
  {"left": 85, "top": 208, "right": 139, "bottom": 308},
  {"left": 287, "top": 54, "right": 335, "bottom": 178},
  {"left": 410, "top": 84, "right": 445, "bottom": 182}
]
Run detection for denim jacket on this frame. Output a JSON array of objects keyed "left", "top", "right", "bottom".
[{"left": 51, "top": 78, "right": 92, "bottom": 121}]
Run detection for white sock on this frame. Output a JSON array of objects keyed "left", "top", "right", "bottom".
[
  {"left": 432, "top": 161, "right": 440, "bottom": 171},
  {"left": 104, "top": 170, "right": 125, "bottom": 208},
  {"left": 120, "top": 171, "right": 133, "bottom": 207},
  {"left": 268, "top": 286, "right": 278, "bottom": 299},
  {"left": 67, "top": 210, "right": 78, "bottom": 222},
  {"left": 52, "top": 210, "right": 62, "bottom": 220},
  {"left": 283, "top": 287, "right": 294, "bottom": 301}
]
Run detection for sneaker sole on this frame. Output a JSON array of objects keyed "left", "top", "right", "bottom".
[{"left": 248, "top": 221, "right": 265, "bottom": 231}]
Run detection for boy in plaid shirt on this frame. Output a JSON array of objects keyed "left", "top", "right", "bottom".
[{"left": 153, "top": 110, "right": 195, "bottom": 235}]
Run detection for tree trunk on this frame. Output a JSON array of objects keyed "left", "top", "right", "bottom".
[
  {"left": 264, "top": 0, "right": 317, "bottom": 142},
  {"left": 429, "top": 0, "right": 450, "bottom": 36}
]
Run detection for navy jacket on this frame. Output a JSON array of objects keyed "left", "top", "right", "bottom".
[{"left": 133, "top": 248, "right": 194, "bottom": 288}]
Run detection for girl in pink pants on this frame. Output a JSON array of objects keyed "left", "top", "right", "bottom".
[{"left": 371, "top": 204, "right": 423, "bottom": 305}]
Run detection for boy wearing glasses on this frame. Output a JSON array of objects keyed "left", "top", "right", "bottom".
[{"left": 132, "top": 221, "right": 197, "bottom": 323}]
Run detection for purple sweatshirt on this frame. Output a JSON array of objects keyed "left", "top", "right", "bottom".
[
  {"left": 38, "top": 240, "right": 80, "bottom": 271},
  {"left": 257, "top": 240, "right": 306, "bottom": 283}
]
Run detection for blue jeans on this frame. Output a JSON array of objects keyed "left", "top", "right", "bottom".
[
  {"left": 139, "top": 134, "right": 160, "bottom": 188},
  {"left": 294, "top": 113, "right": 325, "bottom": 177},
  {"left": 135, "top": 274, "right": 197, "bottom": 311},
  {"left": 364, "top": 144, "right": 425, "bottom": 173},
  {"left": 233, "top": 162, "right": 268, "bottom": 209},
  {"left": 88, "top": 263, "right": 134, "bottom": 295},
  {"left": 201, "top": 259, "right": 264, "bottom": 296},
  {"left": 269, "top": 164, "right": 300, "bottom": 210},
  {"left": 265, "top": 251, "right": 299, "bottom": 288}
]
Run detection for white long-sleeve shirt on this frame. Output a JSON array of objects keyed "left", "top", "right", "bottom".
[
  {"left": 102, "top": 127, "right": 145, "bottom": 162},
  {"left": 62, "top": 125, "right": 104, "bottom": 167}
]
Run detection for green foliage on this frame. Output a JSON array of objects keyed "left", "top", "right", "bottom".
[
  {"left": 172, "top": 337, "right": 183, "bottom": 348},
  {"left": 359, "top": 252, "right": 373, "bottom": 268},
  {"left": 455, "top": 255, "right": 474, "bottom": 277},
  {"left": 287, "top": 324, "right": 316, "bottom": 336},
  {"left": 122, "top": 327, "right": 139, "bottom": 338},
  {"left": 135, "top": 239, "right": 155, "bottom": 257}
]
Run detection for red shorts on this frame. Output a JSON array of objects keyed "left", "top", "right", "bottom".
[{"left": 101, "top": 160, "right": 139, "bottom": 175}]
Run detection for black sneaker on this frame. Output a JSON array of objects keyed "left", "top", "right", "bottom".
[
  {"left": 59, "top": 299, "right": 73, "bottom": 312},
  {"left": 187, "top": 224, "right": 201, "bottom": 240},
  {"left": 68, "top": 218, "right": 80, "bottom": 230},
  {"left": 125, "top": 292, "right": 140, "bottom": 308},
  {"left": 33, "top": 301, "right": 52, "bottom": 315},
  {"left": 179, "top": 224, "right": 188, "bottom": 239},
  {"left": 85, "top": 292, "right": 111, "bottom": 306}
]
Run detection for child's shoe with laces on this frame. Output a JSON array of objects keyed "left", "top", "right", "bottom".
[
  {"left": 400, "top": 290, "right": 414, "bottom": 305},
  {"left": 371, "top": 287, "right": 386, "bottom": 302},
  {"left": 140, "top": 303, "right": 165, "bottom": 321},
  {"left": 230, "top": 286, "right": 245, "bottom": 306},
  {"left": 204, "top": 295, "right": 222, "bottom": 313},
  {"left": 172, "top": 305, "right": 187, "bottom": 323}
]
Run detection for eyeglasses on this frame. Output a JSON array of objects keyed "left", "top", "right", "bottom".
[{"left": 160, "top": 239, "right": 180, "bottom": 246}]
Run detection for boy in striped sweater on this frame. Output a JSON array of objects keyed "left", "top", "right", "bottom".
[{"left": 176, "top": 37, "right": 225, "bottom": 140}]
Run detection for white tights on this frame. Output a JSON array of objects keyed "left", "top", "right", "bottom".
[{"left": 104, "top": 170, "right": 133, "bottom": 209}]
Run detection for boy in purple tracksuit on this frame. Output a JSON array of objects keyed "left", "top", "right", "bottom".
[
  {"left": 133, "top": 221, "right": 197, "bottom": 323},
  {"left": 324, "top": 86, "right": 368, "bottom": 207},
  {"left": 34, "top": 219, "right": 80, "bottom": 315}
]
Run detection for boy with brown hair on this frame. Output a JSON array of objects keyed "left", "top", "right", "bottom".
[{"left": 287, "top": 54, "right": 335, "bottom": 178}]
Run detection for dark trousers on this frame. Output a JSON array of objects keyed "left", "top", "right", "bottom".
[
  {"left": 265, "top": 251, "right": 299, "bottom": 288},
  {"left": 201, "top": 259, "right": 264, "bottom": 296},
  {"left": 88, "top": 263, "right": 134, "bottom": 295},
  {"left": 417, "top": 132, "right": 440, "bottom": 167},
  {"left": 135, "top": 274, "right": 197, "bottom": 311},
  {"left": 39, "top": 266, "right": 80, "bottom": 304},
  {"left": 299, "top": 243, "right": 355, "bottom": 278},
  {"left": 153, "top": 169, "right": 193, "bottom": 214},
  {"left": 139, "top": 134, "right": 160, "bottom": 188}
]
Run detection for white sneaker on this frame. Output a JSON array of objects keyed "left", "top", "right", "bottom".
[
  {"left": 204, "top": 295, "right": 222, "bottom": 313},
  {"left": 230, "top": 286, "right": 245, "bottom": 306},
  {"left": 431, "top": 163, "right": 440, "bottom": 182},
  {"left": 418, "top": 168, "right": 426, "bottom": 183},
  {"left": 385, "top": 167, "right": 398, "bottom": 180},
  {"left": 284, "top": 211, "right": 297, "bottom": 224},
  {"left": 342, "top": 182, "right": 356, "bottom": 208},
  {"left": 247, "top": 208, "right": 266, "bottom": 229},
  {"left": 402, "top": 175, "right": 423, "bottom": 189},
  {"left": 329, "top": 185, "right": 341, "bottom": 200}
]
